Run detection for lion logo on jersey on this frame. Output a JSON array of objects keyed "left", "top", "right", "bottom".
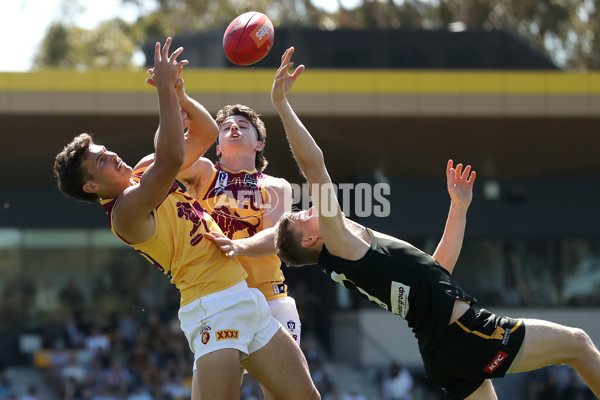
[
  {"left": 211, "top": 206, "right": 261, "bottom": 239},
  {"left": 176, "top": 201, "right": 211, "bottom": 246}
]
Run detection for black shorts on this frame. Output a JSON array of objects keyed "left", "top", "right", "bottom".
[{"left": 421, "top": 307, "right": 525, "bottom": 400}]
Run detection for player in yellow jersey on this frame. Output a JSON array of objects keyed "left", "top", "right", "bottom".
[
  {"left": 53, "top": 38, "right": 319, "bottom": 400},
  {"left": 175, "top": 100, "right": 300, "bottom": 400}
]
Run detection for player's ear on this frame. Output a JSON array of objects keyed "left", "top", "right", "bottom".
[
  {"left": 300, "top": 236, "right": 318, "bottom": 248},
  {"left": 216, "top": 145, "right": 222, "bottom": 157},
  {"left": 254, "top": 141, "right": 263, "bottom": 152},
  {"left": 82, "top": 181, "right": 99, "bottom": 194}
]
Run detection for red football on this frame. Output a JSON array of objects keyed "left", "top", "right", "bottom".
[{"left": 223, "top": 12, "right": 274, "bottom": 66}]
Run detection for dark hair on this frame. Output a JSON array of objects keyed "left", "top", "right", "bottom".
[
  {"left": 275, "top": 213, "right": 321, "bottom": 267},
  {"left": 215, "top": 104, "right": 268, "bottom": 172},
  {"left": 53, "top": 133, "right": 98, "bottom": 203}
]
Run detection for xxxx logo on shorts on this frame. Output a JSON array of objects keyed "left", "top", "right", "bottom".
[{"left": 216, "top": 329, "right": 239, "bottom": 341}]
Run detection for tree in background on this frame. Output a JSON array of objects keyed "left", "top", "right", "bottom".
[
  {"left": 35, "top": 0, "right": 599, "bottom": 70},
  {"left": 34, "top": 20, "right": 137, "bottom": 69},
  {"left": 433, "top": 0, "right": 600, "bottom": 71}
]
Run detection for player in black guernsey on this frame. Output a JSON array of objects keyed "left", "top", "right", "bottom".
[
  {"left": 319, "top": 228, "right": 477, "bottom": 355},
  {"left": 269, "top": 47, "right": 600, "bottom": 399}
]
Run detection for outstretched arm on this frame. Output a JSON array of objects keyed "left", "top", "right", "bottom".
[
  {"left": 206, "top": 227, "right": 277, "bottom": 258},
  {"left": 173, "top": 77, "right": 218, "bottom": 192},
  {"left": 147, "top": 69, "right": 219, "bottom": 178},
  {"left": 113, "top": 38, "right": 187, "bottom": 243},
  {"left": 432, "top": 160, "right": 476, "bottom": 274},
  {"left": 174, "top": 78, "right": 219, "bottom": 171},
  {"left": 271, "top": 48, "right": 320, "bottom": 184},
  {"left": 271, "top": 47, "right": 368, "bottom": 259}
]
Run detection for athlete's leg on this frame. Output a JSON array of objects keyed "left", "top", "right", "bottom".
[
  {"left": 192, "top": 348, "right": 243, "bottom": 400},
  {"left": 508, "top": 318, "right": 600, "bottom": 397},
  {"left": 260, "top": 297, "right": 303, "bottom": 400},
  {"left": 261, "top": 384, "right": 277, "bottom": 400},
  {"left": 465, "top": 380, "right": 498, "bottom": 400},
  {"left": 269, "top": 296, "right": 301, "bottom": 345},
  {"left": 242, "top": 327, "right": 320, "bottom": 400}
]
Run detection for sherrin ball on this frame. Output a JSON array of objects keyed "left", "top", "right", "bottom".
[{"left": 223, "top": 12, "right": 274, "bottom": 66}]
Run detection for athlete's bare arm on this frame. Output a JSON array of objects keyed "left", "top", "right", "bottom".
[
  {"left": 271, "top": 47, "right": 369, "bottom": 260},
  {"left": 176, "top": 80, "right": 219, "bottom": 162},
  {"left": 146, "top": 74, "right": 219, "bottom": 192},
  {"left": 432, "top": 160, "right": 476, "bottom": 274},
  {"left": 177, "top": 157, "right": 215, "bottom": 198},
  {"left": 171, "top": 75, "right": 221, "bottom": 193},
  {"left": 112, "top": 38, "right": 187, "bottom": 244}
]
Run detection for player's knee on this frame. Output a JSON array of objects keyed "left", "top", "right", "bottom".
[
  {"left": 566, "top": 327, "right": 595, "bottom": 359},
  {"left": 280, "top": 387, "right": 320, "bottom": 400},
  {"left": 306, "top": 388, "right": 321, "bottom": 400},
  {"left": 298, "top": 384, "right": 321, "bottom": 400},
  {"left": 573, "top": 328, "right": 593, "bottom": 349}
]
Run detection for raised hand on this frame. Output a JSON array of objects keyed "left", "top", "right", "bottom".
[
  {"left": 446, "top": 159, "right": 476, "bottom": 210},
  {"left": 147, "top": 37, "right": 188, "bottom": 90},
  {"left": 271, "top": 47, "right": 305, "bottom": 103},
  {"left": 147, "top": 70, "right": 187, "bottom": 101}
]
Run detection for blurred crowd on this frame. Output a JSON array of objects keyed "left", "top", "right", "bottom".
[
  {"left": 527, "top": 366, "right": 596, "bottom": 400},
  {"left": 0, "top": 267, "right": 339, "bottom": 400},
  {"left": 0, "top": 261, "right": 597, "bottom": 399}
]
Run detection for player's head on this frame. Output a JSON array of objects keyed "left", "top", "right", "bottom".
[
  {"left": 54, "top": 133, "right": 132, "bottom": 202},
  {"left": 215, "top": 104, "right": 268, "bottom": 172},
  {"left": 275, "top": 208, "right": 322, "bottom": 267}
]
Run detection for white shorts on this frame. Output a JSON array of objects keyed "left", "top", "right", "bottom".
[
  {"left": 268, "top": 296, "right": 301, "bottom": 345},
  {"left": 178, "top": 280, "right": 281, "bottom": 371}
]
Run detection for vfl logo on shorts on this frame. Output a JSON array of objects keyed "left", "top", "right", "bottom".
[
  {"left": 200, "top": 325, "right": 212, "bottom": 345},
  {"left": 201, "top": 331, "right": 210, "bottom": 344},
  {"left": 287, "top": 320, "right": 296, "bottom": 331},
  {"left": 483, "top": 351, "right": 508, "bottom": 374},
  {"left": 216, "top": 329, "right": 239, "bottom": 341}
]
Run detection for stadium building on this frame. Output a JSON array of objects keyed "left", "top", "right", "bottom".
[{"left": 1, "top": 29, "right": 599, "bottom": 398}]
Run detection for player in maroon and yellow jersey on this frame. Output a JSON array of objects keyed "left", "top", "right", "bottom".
[
  {"left": 176, "top": 101, "right": 301, "bottom": 400},
  {"left": 53, "top": 38, "right": 319, "bottom": 400}
]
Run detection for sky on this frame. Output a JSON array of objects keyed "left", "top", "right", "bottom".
[{"left": 0, "top": 0, "right": 358, "bottom": 72}]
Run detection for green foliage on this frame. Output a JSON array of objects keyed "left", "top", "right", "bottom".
[
  {"left": 34, "top": 0, "right": 600, "bottom": 70},
  {"left": 34, "top": 20, "right": 136, "bottom": 70},
  {"left": 35, "top": 24, "right": 70, "bottom": 68}
]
